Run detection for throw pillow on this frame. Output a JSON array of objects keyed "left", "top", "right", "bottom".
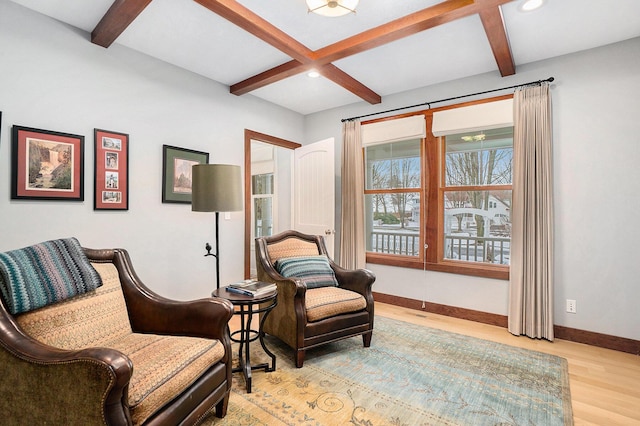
[{"left": 274, "top": 255, "right": 338, "bottom": 289}]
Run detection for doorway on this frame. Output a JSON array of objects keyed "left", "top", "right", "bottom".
[{"left": 244, "top": 130, "right": 300, "bottom": 278}]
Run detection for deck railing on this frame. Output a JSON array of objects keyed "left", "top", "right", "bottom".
[
  {"left": 370, "top": 231, "right": 420, "bottom": 256},
  {"left": 369, "top": 231, "right": 510, "bottom": 264},
  {"left": 444, "top": 235, "right": 510, "bottom": 264}
]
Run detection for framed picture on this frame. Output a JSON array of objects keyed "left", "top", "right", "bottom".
[
  {"left": 162, "top": 145, "right": 209, "bottom": 204},
  {"left": 11, "top": 125, "right": 84, "bottom": 201},
  {"left": 94, "top": 129, "right": 129, "bottom": 210}
]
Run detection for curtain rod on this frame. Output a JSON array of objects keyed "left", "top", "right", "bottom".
[{"left": 341, "top": 77, "right": 555, "bottom": 122}]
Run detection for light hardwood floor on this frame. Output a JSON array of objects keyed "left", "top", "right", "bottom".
[{"left": 374, "top": 302, "right": 640, "bottom": 426}]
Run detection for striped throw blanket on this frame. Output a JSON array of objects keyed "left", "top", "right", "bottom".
[{"left": 0, "top": 237, "right": 102, "bottom": 315}]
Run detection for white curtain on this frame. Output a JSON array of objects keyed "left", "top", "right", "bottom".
[
  {"left": 339, "top": 119, "right": 366, "bottom": 269},
  {"left": 508, "top": 82, "right": 554, "bottom": 340}
]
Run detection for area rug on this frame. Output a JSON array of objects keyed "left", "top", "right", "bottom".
[{"left": 201, "top": 316, "right": 573, "bottom": 426}]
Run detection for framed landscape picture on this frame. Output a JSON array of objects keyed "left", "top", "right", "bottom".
[
  {"left": 162, "top": 145, "right": 209, "bottom": 204},
  {"left": 11, "top": 125, "right": 84, "bottom": 201},
  {"left": 94, "top": 129, "right": 129, "bottom": 210}
]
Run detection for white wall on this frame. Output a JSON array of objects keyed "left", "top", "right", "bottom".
[
  {"left": 0, "top": 1, "right": 304, "bottom": 301},
  {"left": 305, "top": 37, "right": 640, "bottom": 341}
]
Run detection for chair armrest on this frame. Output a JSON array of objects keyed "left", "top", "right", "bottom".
[
  {"left": 331, "top": 264, "right": 376, "bottom": 296},
  {"left": 112, "top": 249, "right": 234, "bottom": 341},
  {"left": 0, "top": 314, "right": 133, "bottom": 425}
]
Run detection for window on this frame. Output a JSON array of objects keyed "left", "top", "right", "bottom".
[
  {"left": 252, "top": 173, "right": 274, "bottom": 237},
  {"left": 442, "top": 127, "right": 513, "bottom": 266},
  {"left": 363, "top": 96, "right": 512, "bottom": 279},
  {"left": 364, "top": 139, "right": 422, "bottom": 258}
]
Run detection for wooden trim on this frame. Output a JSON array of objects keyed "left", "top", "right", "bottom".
[
  {"left": 366, "top": 253, "right": 423, "bottom": 269},
  {"left": 245, "top": 130, "right": 301, "bottom": 151},
  {"left": 426, "top": 261, "right": 509, "bottom": 280},
  {"left": 373, "top": 291, "right": 508, "bottom": 327},
  {"left": 553, "top": 325, "right": 640, "bottom": 356},
  {"left": 374, "top": 291, "right": 640, "bottom": 355}
]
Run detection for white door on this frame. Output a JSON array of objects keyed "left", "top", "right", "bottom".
[{"left": 294, "top": 138, "right": 336, "bottom": 256}]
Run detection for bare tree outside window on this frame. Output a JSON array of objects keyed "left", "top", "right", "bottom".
[
  {"left": 444, "top": 127, "right": 513, "bottom": 264},
  {"left": 365, "top": 139, "right": 421, "bottom": 256}
]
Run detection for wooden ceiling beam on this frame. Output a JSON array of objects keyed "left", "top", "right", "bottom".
[
  {"left": 231, "top": 60, "right": 306, "bottom": 96},
  {"left": 230, "top": 0, "right": 516, "bottom": 100},
  {"left": 196, "top": 0, "right": 381, "bottom": 104},
  {"left": 92, "top": 0, "right": 516, "bottom": 106},
  {"left": 320, "top": 64, "right": 382, "bottom": 104},
  {"left": 231, "top": 61, "right": 382, "bottom": 104},
  {"left": 91, "top": 0, "right": 154, "bottom": 48},
  {"left": 479, "top": 6, "right": 516, "bottom": 76},
  {"left": 313, "top": 0, "right": 475, "bottom": 64},
  {"left": 230, "top": 0, "right": 474, "bottom": 100}
]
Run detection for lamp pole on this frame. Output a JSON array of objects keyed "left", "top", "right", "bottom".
[{"left": 204, "top": 211, "right": 221, "bottom": 290}]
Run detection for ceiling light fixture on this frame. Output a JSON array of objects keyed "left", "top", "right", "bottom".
[
  {"left": 306, "top": 0, "right": 359, "bottom": 17},
  {"left": 307, "top": 70, "right": 321, "bottom": 78},
  {"left": 519, "top": 0, "right": 545, "bottom": 12}
]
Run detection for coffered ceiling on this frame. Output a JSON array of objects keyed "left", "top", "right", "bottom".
[{"left": 9, "top": 0, "right": 640, "bottom": 114}]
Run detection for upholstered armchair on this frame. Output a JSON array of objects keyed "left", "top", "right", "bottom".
[
  {"left": 0, "top": 241, "right": 233, "bottom": 425},
  {"left": 255, "top": 230, "right": 375, "bottom": 368}
]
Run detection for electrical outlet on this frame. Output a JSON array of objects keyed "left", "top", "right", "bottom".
[{"left": 566, "top": 299, "right": 577, "bottom": 314}]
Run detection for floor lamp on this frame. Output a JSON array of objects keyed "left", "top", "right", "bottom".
[{"left": 191, "top": 164, "right": 243, "bottom": 290}]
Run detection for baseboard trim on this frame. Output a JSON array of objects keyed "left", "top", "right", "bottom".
[{"left": 373, "top": 292, "right": 640, "bottom": 355}]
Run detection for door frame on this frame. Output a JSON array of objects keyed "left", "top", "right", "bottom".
[{"left": 244, "top": 129, "right": 301, "bottom": 278}]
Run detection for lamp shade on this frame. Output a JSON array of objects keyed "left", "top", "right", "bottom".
[{"left": 191, "top": 164, "right": 243, "bottom": 212}]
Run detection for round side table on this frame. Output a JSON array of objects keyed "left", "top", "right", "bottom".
[{"left": 212, "top": 287, "right": 277, "bottom": 393}]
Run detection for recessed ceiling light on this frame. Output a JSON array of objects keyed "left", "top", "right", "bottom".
[
  {"left": 307, "top": 70, "right": 321, "bottom": 78},
  {"left": 519, "top": 0, "right": 545, "bottom": 12}
]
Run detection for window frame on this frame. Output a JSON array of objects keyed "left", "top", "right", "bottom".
[{"left": 363, "top": 96, "right": 512, "bottom": 280}]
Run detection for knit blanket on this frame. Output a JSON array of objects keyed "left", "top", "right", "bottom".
[{"left": 0, "top": 237, "right": 102, "bottom": 315}]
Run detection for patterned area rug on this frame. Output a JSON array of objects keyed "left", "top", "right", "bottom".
[{"left": 202, "top": 316, "right": 573, "bottom": 426}]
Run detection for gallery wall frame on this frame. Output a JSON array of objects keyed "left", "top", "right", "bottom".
[
  {"left": 94, "top": 129, "right": 129, "bottom": 210},
  {"left": 162, "top": 144, "right": 209, "bottom": 204},
  {"left": 11, "top": 125, "right": 84, "bottom": 201}
]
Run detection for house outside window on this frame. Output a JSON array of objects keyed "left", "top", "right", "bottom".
[{"left": 363, "top": 95, "right": 512, "bottom": 279}]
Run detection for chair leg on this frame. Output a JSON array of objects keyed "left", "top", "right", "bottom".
[
  {"left": 362, "top": 332, "right": 372, "bottom": 348},
  {"left": 215, "top": 391, "right": 230, "bottom": 418},
  {"left": 295, "top": 349, "right": 305, "bottom": 368}
]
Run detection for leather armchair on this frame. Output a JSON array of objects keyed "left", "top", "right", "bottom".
[
  {"left": 0, "top": 247, "right": 234, "bottom": 425},
  {"left": 255, "top": 230, "right": 375, "bottom": 368}
]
